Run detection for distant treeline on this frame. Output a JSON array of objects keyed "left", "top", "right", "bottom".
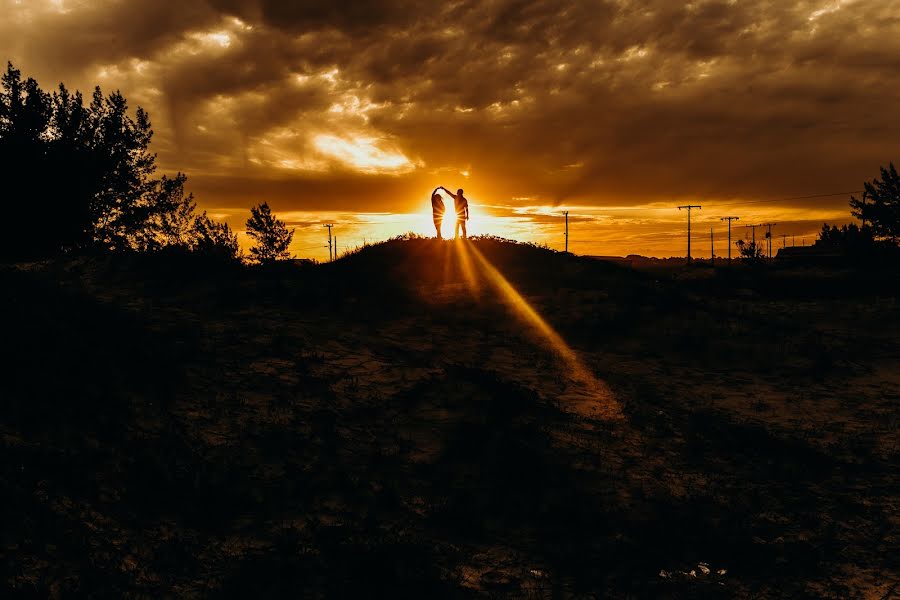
[
  {"left": 3, "top": 62, "right": 897, "bottom": 264},
  {"left": 0, "top": 62, "right": 292, "bottom": 263},
  {"left": 809, "top": 162, "right": 900, "bottom": 260}
]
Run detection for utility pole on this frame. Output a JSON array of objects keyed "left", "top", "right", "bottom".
[
  {"left": 334, "top": 237, "right": 337, "bottom": 260},
  {"left": 746, "top": 223, "right": 760, "bottom": 250},
  {"left": 323, "top": 223, "right": 334, "bottom": 262},
  {"left": 762, "top": 223, "right": 776, "bottom": 259},
  {"left": 564, "top": 211, "right": 569, "bottom": 253},
  {"left": 710, "top": 227, "right": 714, "bottom": 266},
  {"left": 743, "top": 223, "right": 762, "bottom": 260},
  {"left": 782, "top": 233, "right": 788, "bottom": 249},
  {"left": 720, "top": 216, "right": 739, "bottom": 264},
  {"left": 677, "top": 205, "right": 702, "bottom": 263},
  {"left": 792, "top": 235, "right": 796, "bottom": 247}
]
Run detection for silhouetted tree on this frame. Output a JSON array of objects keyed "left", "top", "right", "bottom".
[
  {"left": 735, "top": 239, "right": 763, "bottom": 261},
  {"left": 816, "top": 222, "right": 875, "bottom": 257},
  {"left": 0, "top": 62, "right": 195, "bottom": 256},
  {"left": 818, "top": 223, "right": 869, "bottom": 246},
  {"left": 850, "top": 163, "right": 900, "bottom": 244},
  {"left": 246, "top": 202, "right": 294, "bottom": 263},
  {"left": 137, "top": 173, "right": 196, "bottom": 250},
  {"left": 45, "top": 80, "right": 96, "bottom": 249},
  {"left": 84, "top": 87, "right": 158, "bottom": 250},
  {"left": 193, "top": 212, "right": 241, "bottom": 261},
  {"left": 1, "top": 63, "right": 60, "bottom": 255}
]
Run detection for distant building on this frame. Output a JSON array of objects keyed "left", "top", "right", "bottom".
[
  {"left": 775, "top": 245, "right": 844, "bottom": 265},
  {"left": 288, "top": 258, "right": 317, "bottom": 267},
  {"left": 586, "top": 255, "right": 633, "bottom": 267}
]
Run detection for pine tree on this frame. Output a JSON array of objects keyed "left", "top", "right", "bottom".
[
  {"left": 246, "top": 202, "right": 294, "bottom": 264},
  {"left": 0, "top": 62, "right": 197, "bottom": 256},
  {"left": 138, "top": 173, "right": 196, "bottom": 250},
  {"left": 850, "top": 163, "right": 900, "bottom": 244},
  {"left": 193, "top": 212, "right": 241, "bottom": 261}
]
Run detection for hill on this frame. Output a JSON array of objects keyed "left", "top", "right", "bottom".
[{"left": 2, "top": 238, "right": 898, "bottom": 598}]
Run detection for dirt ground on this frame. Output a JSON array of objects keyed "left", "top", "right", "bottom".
[{"left": 2, "top": 238, "right": 897, "bottom": 598}]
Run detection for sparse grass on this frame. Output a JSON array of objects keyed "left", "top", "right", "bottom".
[{"left": 2, "top": 240, "right": 898, "bottom": 598}]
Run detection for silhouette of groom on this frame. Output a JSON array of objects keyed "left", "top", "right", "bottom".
[{"left": 439, "top": 187, "right": 469, "bottom": 239}]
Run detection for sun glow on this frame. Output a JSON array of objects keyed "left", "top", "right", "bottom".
[
  {"left": 414, "top": 196, "right": 553, "bottom": 242},
  {"left": 190, "top": 31, "right": 232, "bottom": 48},
  {"left": 314, "top": 135, "right": 415, "bottom": 174}
]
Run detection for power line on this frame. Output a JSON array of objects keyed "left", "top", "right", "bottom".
[
  {"left": 547, "top": 189, "right": 863, "bottom": 213},
  {"left": 703, "top": 190, "right": 863, "bottom": 209},
  {"left": 275, "top": 186, "right": 860, "bottom": 258}
]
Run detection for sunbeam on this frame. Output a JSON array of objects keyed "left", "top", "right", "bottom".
[
  {"left": 457, "top": 241, "right": 621, "bottom": 420},
  {"left": 455, "top": 239, "right": 482, "bottom": 295}
]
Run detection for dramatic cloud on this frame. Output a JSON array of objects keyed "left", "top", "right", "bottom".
[{"left": 3, "top": 0, "right": 897, "bottom": 257}]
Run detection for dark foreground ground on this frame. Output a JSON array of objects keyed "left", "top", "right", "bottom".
[{"left": 2, "top": 238, "right": 898, "bottom": 598}]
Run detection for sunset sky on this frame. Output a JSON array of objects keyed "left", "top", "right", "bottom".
[{"left": 3, "top": 0, "right": 898, "bottom": 259}]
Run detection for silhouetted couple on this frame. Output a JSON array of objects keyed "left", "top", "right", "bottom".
[{"left": 431, "top": 186, "right": 469, "bottom": 240}]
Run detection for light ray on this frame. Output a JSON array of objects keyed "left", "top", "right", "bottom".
[
  {"left": 455, "top": 239, "right": 481, "bottom": 295},
  {"left": 442, "top": 240, "right": 453, "bottom": 288},
  {"left": 458, "top": 241, "right": 621, "bottom": 420}
]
